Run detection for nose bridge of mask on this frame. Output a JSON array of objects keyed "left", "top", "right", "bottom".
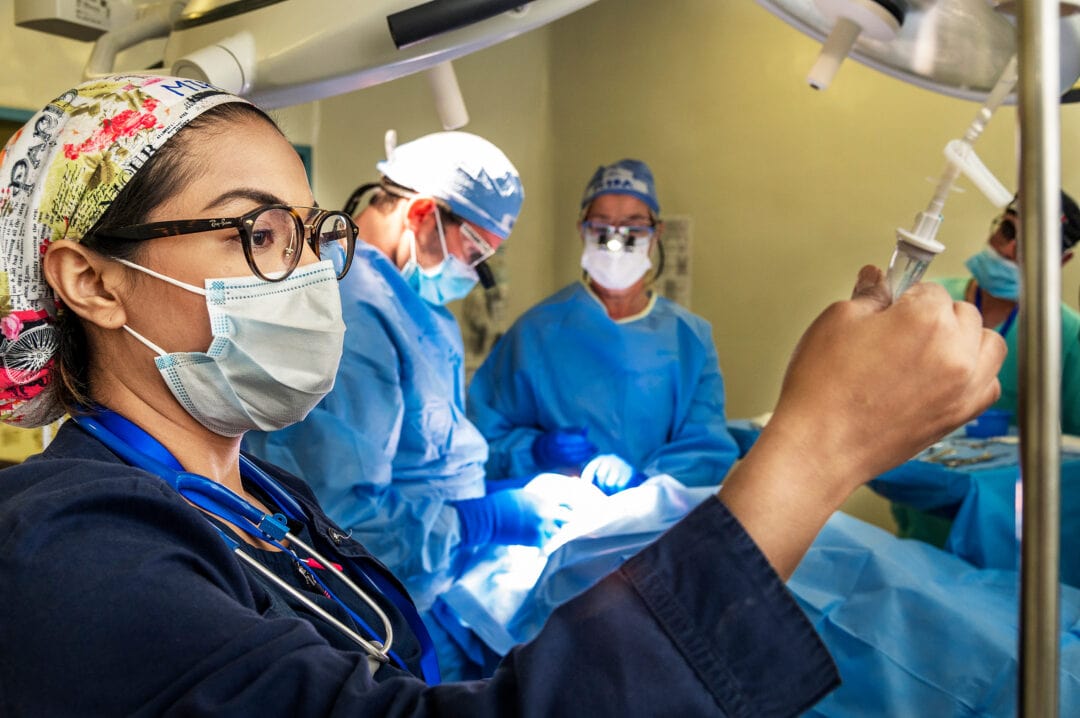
[{"left": 113, "top": 257, "right": 326, "bottom": 359}]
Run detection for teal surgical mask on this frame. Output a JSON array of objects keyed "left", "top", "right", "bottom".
[
  {"left": 401, "top": 210, "right": 479, "bottom": 305},
  {"left": 966, "top": 247, "right": 1020, "bottom": 301}
]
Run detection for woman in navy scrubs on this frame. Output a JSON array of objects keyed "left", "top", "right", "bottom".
[{"left": 0, "top": 74, "right": 1003, "bottom": 717}]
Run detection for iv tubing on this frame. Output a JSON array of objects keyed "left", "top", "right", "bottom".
[{"left": 920, "top": 54, "right": 1018, "bottom": 234}]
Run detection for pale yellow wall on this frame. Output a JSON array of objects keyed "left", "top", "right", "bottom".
[
  {"left": 310, "top": 29, "right": 558, "bottom": 321},
  {"left": 546, "top": 0, "right": 1080, "bottom": 530}
]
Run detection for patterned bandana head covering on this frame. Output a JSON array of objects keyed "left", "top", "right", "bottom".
[{"left": 0, "top": 74, "right": 249, "bottom": 427}]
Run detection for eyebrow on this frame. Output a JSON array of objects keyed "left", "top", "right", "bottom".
[{"left": 203, "top": 188, "right": 287, "bottom": 211}]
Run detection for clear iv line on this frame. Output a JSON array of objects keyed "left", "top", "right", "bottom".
[{"left": 887, "top": 54, "right": 1019, "bottom": 300}]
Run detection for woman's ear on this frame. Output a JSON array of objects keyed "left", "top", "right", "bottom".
[{"left": 43, "top": 241, "right": 129, "bottom": 329}]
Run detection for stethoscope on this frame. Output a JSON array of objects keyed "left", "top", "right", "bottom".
[
  {"left": 72, "top": 411, "right": 433, "bottom": 680},
  {"left": 974, "top": 287, "right": 1019, "bottom": 337}
]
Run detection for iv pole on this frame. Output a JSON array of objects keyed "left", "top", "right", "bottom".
[{"left": 1017, "top": 0, "right": 1062, "bottom": 714}]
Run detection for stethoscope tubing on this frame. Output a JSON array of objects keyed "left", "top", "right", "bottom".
[
  {"left": 72, "top": 413, "right": 397, "bottom": 668},
  {"left": 215, "top": 527, "right": 387, "bottom": 670}
]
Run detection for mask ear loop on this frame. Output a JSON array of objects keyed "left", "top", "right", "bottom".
[
  {"left": 114, "top": 258, "right": 208, "bottom": 295},
  {"left": 113, "top": 258, "right": 210, "bottom": 357},
  {"left": 403, "top": 197, "right": 451, "bottom": 274},
  {"left": 406, "top": 226, "right": 421, "bottom": 270}
]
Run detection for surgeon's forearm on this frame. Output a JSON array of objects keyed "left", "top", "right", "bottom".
[{"left": 716, "top": 418, "right": 854, "bottom": 580}]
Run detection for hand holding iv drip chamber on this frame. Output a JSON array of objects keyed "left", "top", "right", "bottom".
[{"left": 886, "top": 55, "right": 1018, "bottom": 301}]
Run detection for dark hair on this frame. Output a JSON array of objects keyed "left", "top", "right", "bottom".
[
  {"left": 1062, "top": 191, "right": 1080, "bottom": 251},
  {"left": 1002, "top": 190, "right": 1080, "bottom": 254},
  {"left": 342, "top": 178, "right": 413, "bottom": 218},
  {"left": 54, "top": 102, "right": 280, "bottom": 415}
]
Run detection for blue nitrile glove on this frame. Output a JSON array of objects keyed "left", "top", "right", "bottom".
[
  {"left": 531, "top": 427, "right": 599, "bottom": 471},
  {"left": 453, "top": 488, "right": 572, "bottom": 549},
  {"left": 581, "top": 454, "right": 647, "bottom": 495},
  {"left": 483, "top": 475, "right": 535, "bottom": 492}
]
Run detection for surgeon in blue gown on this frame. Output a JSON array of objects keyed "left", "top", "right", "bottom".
[
  {"left": 244, "top": 131, "right": 587, "bottom": 678},
  {"left": 468, "top": 159, "right": 740, "bottom": 493}
]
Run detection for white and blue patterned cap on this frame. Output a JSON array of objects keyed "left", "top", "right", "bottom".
[
  {"left": 376, "top": 131, "right": 523, "bottom": 239},
  {"left": 580, "top": 159, "right": 660, "bottom": 215},
  {"left": 0, "top": 74, "right": 248, "bottom": 427}
]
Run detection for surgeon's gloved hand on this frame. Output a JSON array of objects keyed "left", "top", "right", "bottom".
[
  {"left": 531, "top": 427, "right": 599, "bottom": 472},
  {"left": 581, "top": 454, "right": 647, "bottom": 495},
  {"left": 453, "top": 488, "right": 573, "bottom": 549}
]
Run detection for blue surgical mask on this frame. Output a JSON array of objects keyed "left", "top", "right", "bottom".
[
  {"left": 116, "top": 259, "right": 345, "bottom": 437},
  {"left": 966, "top": 247, "right": 1020, "bottom": 301},
  {"left": 401, "top": 210, "right": 479, "bottom": 305}
]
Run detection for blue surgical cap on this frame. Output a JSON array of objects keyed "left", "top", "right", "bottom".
[
  {"left": 376, "top": 131, "right": 524, "bottom": 239},
  {"left": 580, "top": 159, "right": 660, "bottom": 215}
]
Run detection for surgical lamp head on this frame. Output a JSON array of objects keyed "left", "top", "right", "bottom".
[
  {"left": 580, "top": 159, "right": 660, "bottom": 217},
  {"left": 376, "top": 131, "right": 523, "bottom": 241}
]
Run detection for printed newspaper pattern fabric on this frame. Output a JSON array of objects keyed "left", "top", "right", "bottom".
[{"left": 0, "top": 75, "right": 246, "bottom": 426}]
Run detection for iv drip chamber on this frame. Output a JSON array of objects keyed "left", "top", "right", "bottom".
[{"left": 886, "top": 228, "right": 945, "bottom": 300}]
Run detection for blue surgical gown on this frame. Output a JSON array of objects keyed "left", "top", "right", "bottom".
[
  {"left": 467, "top": 282, "right": 739, "bottom": 486},
  {"left": 244, "top": 241, "right": 487, "bottom": 612}
]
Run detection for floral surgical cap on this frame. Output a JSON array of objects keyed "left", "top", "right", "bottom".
[{"left": 0, "top": 74, "right": 248, "bottom": 427}]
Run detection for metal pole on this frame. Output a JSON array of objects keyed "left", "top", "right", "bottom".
[{"left": 1017, "top": 0, "right": 1062, "bottom": 714}]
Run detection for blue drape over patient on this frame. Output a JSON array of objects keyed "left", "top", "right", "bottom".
[{"left": 437, "top": 476, "right": 1080, "bottom": 716}]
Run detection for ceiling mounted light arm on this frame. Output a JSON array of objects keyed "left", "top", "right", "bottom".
[{"left": 388, "top": 0, "right": 536, "bottom": 49}]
